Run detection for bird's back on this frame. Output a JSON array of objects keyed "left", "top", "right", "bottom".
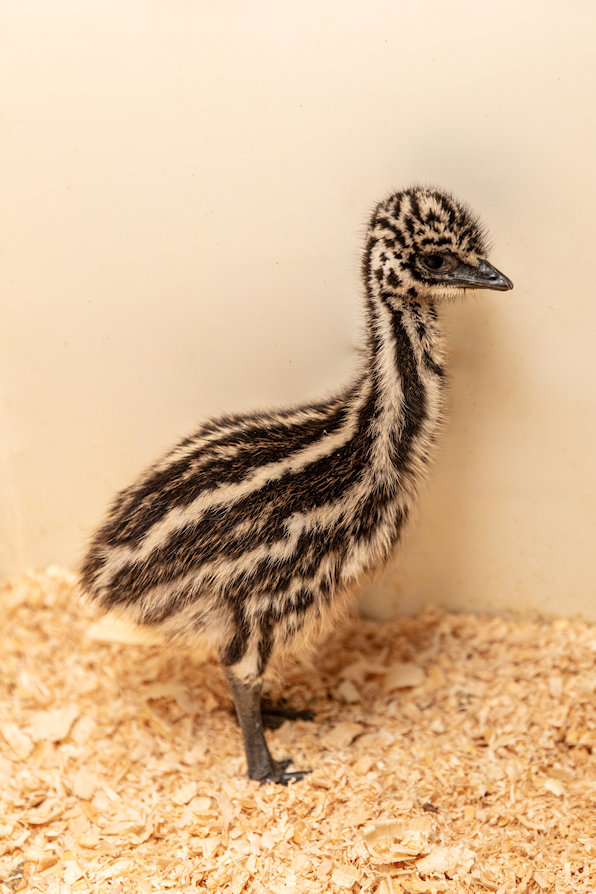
[{"left": 80, "top": 376, "right": 408, "bottom": 640}]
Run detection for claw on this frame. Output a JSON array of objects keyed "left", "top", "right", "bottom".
[{"left": 259, "top": 759, "right": 312, "bottom": 786}]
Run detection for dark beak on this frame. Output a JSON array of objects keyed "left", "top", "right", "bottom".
[{"left": 445, "top": 258, "right": 513, "bottom": 292}]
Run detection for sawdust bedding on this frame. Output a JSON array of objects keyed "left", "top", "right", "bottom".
[{"left": 2, "top": 568, "right": 596, "bottom": 893}]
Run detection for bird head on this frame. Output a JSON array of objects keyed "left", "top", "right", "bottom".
[{"left": 366, "top": 186, "right": 513, "bottom": 302}]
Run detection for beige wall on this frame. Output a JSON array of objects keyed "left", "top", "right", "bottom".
[{"left": 2, "top": 1, "right": 595, "bottom": 618}]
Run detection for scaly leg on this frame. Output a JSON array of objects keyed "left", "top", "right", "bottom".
[{"left": 224, "top": 669, "right": 310, "bottom": 785}]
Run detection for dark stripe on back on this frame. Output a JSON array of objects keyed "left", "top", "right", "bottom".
[
  {"left": 102, "top": 377, "right": 381, "bottom": 607},
  {"left": 98, "top": 393, "right": 354, "bottom": 549},
  {"left": 140, "top": 493, "right": 408, "bottom": 629}
]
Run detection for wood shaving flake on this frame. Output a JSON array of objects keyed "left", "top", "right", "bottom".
[
  {"left": 331, "top": 864, "right": 362, "bottom": 887},
  {"left": 337, "top": 679, "right": 361, "bottom": 703},
  {"left": 2, "top": 721, "right": 34, "bottom": 759},
  {"left": 549, "top": 675, "right": 564, "bottom": 699},
  {"left": 70, "top": 768, "right": 99, "bottom": 800},
  {"left": 323, "top": 721, "right": 365, "bottom": 749},
  {"left": 383, "top": 662, "right": 426, "bottom": 691},
  {"left": 61, "top": 861, "right": 85, "bottom": 885},
  {"left": 544, "top": 777, "right": 566, "bottom": 797},
  {"left": 534, "top": 869, "right": 556, "bottom": 889},
  {"left": 27, "top": 705, "right": 79, "bottom": 743},
  {"left": 23, "top": 801, "right": 66, "bottom": 827},
  {"left": 171, "top": 780, "right": 198, "bottom": 805},
  {"left": 363, "top": 817, "right": 433, "bottom": 864},
  {"left": 416, "top": 844, "right": 476, "bottom": 876},
  {"left": 4, "top": 568, "right": 596, "bottom": 893}
]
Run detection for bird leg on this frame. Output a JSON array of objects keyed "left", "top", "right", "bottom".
[
  {"left": 260, "top": 700, "right": 315, "bottom": 730},
  {"left": 224, "top": 669, "right": 310, "bottom": 785}
]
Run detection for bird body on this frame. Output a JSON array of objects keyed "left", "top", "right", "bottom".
[{"left": 80, "top": 187, "right": 512, "bottom": 783}]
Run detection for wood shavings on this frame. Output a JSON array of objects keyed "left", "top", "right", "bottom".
[
  {"left": 363, "top": 816, "right": 433, "bottom": 864},
  {"left": 2, "top": 722, "right": 34, "bottom": 759},
  {"left": 324, "top": 721, "right": 365, "bottom": 749},
  {"left": 544, "top": 777, "right": 565, "bottom": 797},
  {"left": 22, "top": 801, "right": 66, "bottom": 827},
  {"left": 69, "top": 768, "right": 99, "bottom": 800},
  {"left": 171, "top": 780, "right": 198, "bottom": 805},
  {"left": 383, "top": 661, "right": 426, "bottom": 691},
  {"left": 337, "top": 679, "right": 361, "bottom": 703},
  {"left": 28, "top": 705, "right": 79, "bottom": 743},
  {"left": 416, "top": 844, "right": 476, "bottom": 876},
  {"left": 3, "top": 569, "right": 596, "bottom": 892},
  {"left": 331, "top": 864, "right": 363, "bottom": 887},
  {"left": 86, "top": 614, "right": 166, "bottom": 646}
]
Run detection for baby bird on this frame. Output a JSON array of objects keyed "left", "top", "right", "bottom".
[{"left": 80, "top": 187, "right": 512, "bottom": 785}]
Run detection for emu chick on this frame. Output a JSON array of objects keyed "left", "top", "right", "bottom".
[{"left": 80, "top": 186, "right": 513, "bottom": 784}]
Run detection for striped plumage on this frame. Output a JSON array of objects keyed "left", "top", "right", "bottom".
[{"left": 80, "top": 186, "right": 512, "bottom": 784}]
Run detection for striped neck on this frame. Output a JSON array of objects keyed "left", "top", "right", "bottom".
[
  {"left": 355, "top": 251, "right": 445, "bottom": 483},
  {"left": 361, "top": 230, "right": 442, "bottom": 380},
  {"left": 364, "top": 289, "right": 435, "bottom": 387}
]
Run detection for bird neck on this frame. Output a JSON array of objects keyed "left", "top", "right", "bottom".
[
  {"left": 363, "top": 283, "right": 443, "bottom": 398},
  {"left": 360, "top": 232, "right": 443, "bottom": 386},
  {"left": 354, "top": 274, "right": 445, "bottom": 481}
]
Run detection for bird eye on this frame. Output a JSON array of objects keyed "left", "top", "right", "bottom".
[
  {"left": 423, "top": 254, "right": 445, "bottom": 270},
  {"left": 418, "top": 252, "right": 459, "bottom": 275}
]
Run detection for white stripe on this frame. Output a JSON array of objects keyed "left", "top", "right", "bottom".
[{"left": 92, "top": 380, "right": 374, "bottom": 588}]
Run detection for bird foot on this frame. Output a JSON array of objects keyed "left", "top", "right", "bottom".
[
  {"left": 256, "top": 758, "right": 311, "bottom": 786},
  {"left": 260, "top": 700, "right": 315, "bottom": 730}
]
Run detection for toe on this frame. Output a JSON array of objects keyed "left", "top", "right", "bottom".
[{"left": 260, "top": 759, "right": 311, "bottom": 785}]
